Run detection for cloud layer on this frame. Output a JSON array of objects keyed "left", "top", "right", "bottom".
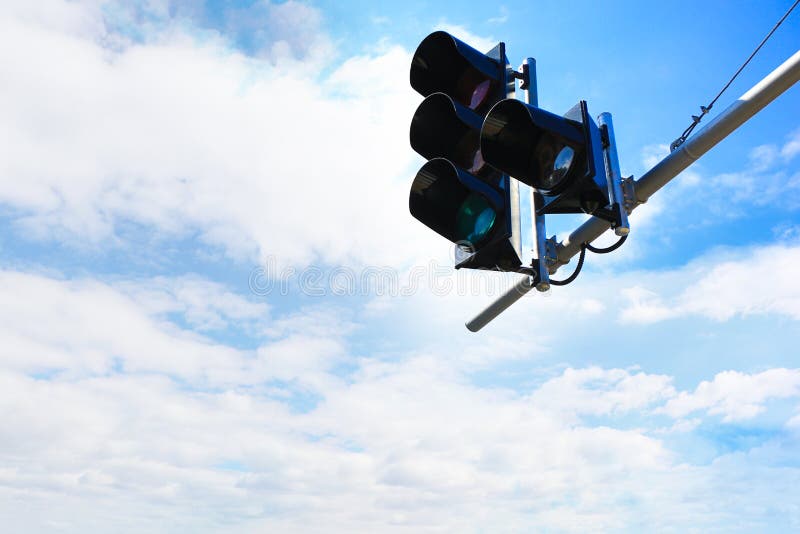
[
  {"left": 2, "top": 2, "right": 800, "bottom": 532},
  {"left": 0, "top": 264, "right": 799, "bottom": 532},
  {"left": 0, "top": 0, "right": 428, "bottom": 270}
]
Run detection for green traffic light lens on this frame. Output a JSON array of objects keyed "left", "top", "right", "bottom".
[{"left": 455, "top": 192, "right": 496, "bottom": 245}]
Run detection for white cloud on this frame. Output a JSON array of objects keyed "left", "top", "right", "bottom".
[
  {"left": 782, "top": 128, "right": 800, "bottom": 160},
  {"left": 530, "top": 366, "right": 675, "bottom": 421},
  {"left": 487, "top": 6, "right": 509, "bottom": 25},
  {"left": 120, "top": 274, "right": 269, "bottom": 331},
  {"left": 0, "top": 267, "right": 799, "bottom": 531},
  {"left": 0, "top": 268, "right": 350, "bottom": 393},
  {"left": 787, "top": 410, "right": 800, "bottom": 428},
  {"left": 619, "top": 244, "right": 800, "bottom": 324},
  {"left": 682, "top": 246, "right": 800, "bottom": 320},
  {"left": 0, "top": 269, "right": 255, "bottom": 382},
  {"left": 660, "top": 368, "right": 800, "bottom": 422},
  {"left": 749, "top": 143, "right": 781, "bottom": 171},
  {"left": 630, "top": 132, "right": 800, "bottom": 258},
  {"left": 618, "top": 285, "right": 677, "bottom": 324},
  {"left": 748, "top": 128, "right": 800, "bottom": 167},
  {"left": 652, "top": 417, "right": 703, "bottom": 434},
  {"left": 773, "top": 222, "right": 800, "bottom": 242},
  {"left": 640, "top": 143, "right": 670, "bottom": 170},
  {"left": 0, "top": 0, "right": 429, "bottom": 270},
  {"left": 650, "top": 130, "right": 800, "bottom": 217},
  {"left": 432, "top": 23, "right": 498, "bottom": 55},
  {"left": 221, "top": 0, "right": 334, "bottom": 63}
]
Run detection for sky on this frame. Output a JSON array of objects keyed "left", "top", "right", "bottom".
[{"left": 1, "top": 0, "right": 799, "bottom": 532}]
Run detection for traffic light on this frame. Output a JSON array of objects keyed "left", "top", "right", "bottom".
[
  {"left": 404, "top": 32, "right": 638, "bottom": 329},
  {"left": 480, "top": 99, "right": 620, "bottom": 223},
  {"left": 408, "top": 31, "right": 523, "bottom": 271}
]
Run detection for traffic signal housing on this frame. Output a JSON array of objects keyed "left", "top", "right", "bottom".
[
  {"left": 480, "top": 100, "right": 615, "bottom": 220},
  {"left": 408, "top": 31, "right": 522, "bottom": 271}
]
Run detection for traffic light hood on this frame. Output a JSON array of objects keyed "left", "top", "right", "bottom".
[
  {"left": 410, "top": 93, "right": 486, "bottom": 174},
  {"left": 481, "top": 99, "right": 610, "bottom": 216},
  {"left": 407, "top": 31, "right": 522, "bottom": 272},
  {"left": 410, "top": 31, "right": 504, "bottom": 111},
  {"left": 409, "top": 158, "right": 503, "bottom": 246},
  {"left": 480, "top": 99, "right": 586, "bottom": 193}
]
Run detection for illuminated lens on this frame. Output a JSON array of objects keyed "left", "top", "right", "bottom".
[
  {"left": 469, "top": 79, "right": 492, "bottom": 110},
  {"left": 455, "top": 192, "right": 496, "bottom": 245}
]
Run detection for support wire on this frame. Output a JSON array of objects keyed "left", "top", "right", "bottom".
[{"left": 670, "top": 0, "right": 799, "bottom": 151}]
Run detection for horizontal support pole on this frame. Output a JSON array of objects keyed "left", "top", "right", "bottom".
[
  {"left": 468, "top": 48, "right": 800, "bottom": 331},
  {"left": 465, "top": 276, "right": 534, "bottom": 332},
  {"left": 555, "top": 49, "right": 800, "bottom": 268}
]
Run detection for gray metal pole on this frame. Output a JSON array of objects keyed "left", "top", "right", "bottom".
[
  {"left": 467, "top": 48, "right": 800, "bottom": 331},
  {"left": 522, "top": 57, "right": 552, "bottom": 291},
  {"left": 466, "top": 57, "right": 539, "bottom": 332},
  {"left": 556, "top": 49, "right": 800, "bottom": 267},
  {"left": 466, "top": 276, "right": 534, "bottom": 332}
]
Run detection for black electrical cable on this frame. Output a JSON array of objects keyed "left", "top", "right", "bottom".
[
  {"left": 549, "top": 244, "right": 586, "bottom": 286},
  {"left": 547, "top": 233, "right": 629, "bottom": 286},
  {"left": 586, "top": 233, "right": 628, "bottom": 254}
]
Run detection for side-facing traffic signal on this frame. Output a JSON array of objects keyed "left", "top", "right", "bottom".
[
  {"left": 481, "top": 100, "right": 617, "bottom": 222},
  {"left": 408, "top": 31, "right": 523, "bottom": 271}
]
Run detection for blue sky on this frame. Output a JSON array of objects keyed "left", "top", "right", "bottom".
[{"left": 1, "top": 0, "right": 799, "bottom": 532}]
